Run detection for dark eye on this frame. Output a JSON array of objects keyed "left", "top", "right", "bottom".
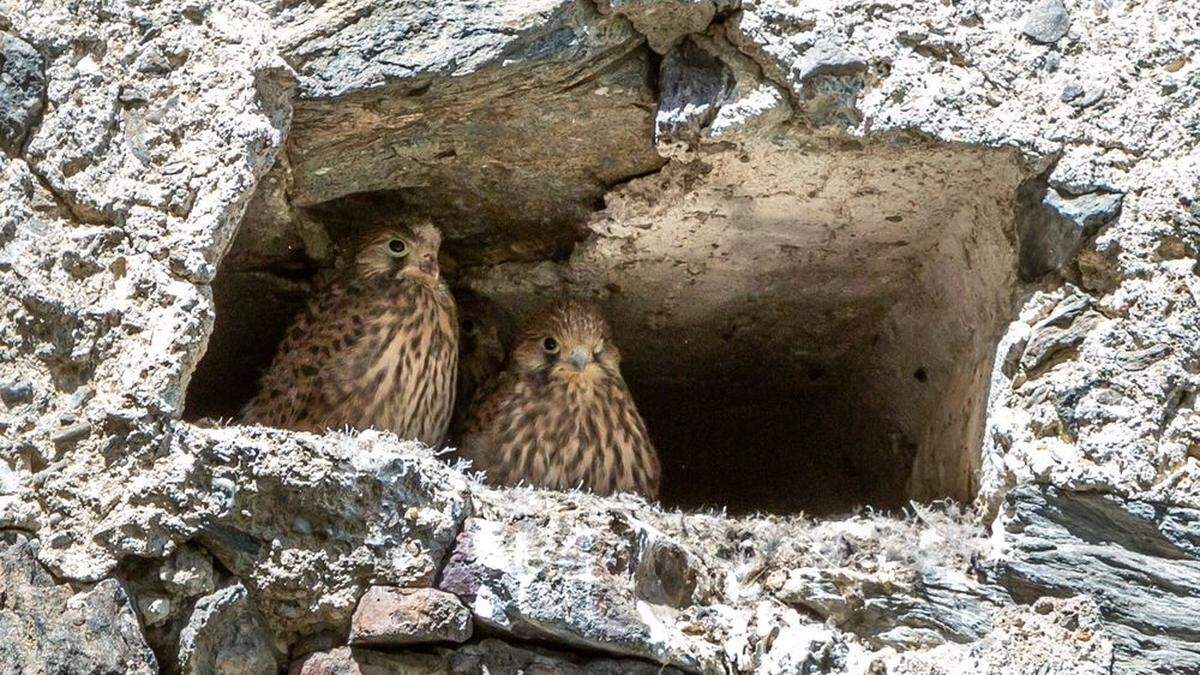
[
  {"left": 542, "top": 337, "right": 559, "bottom": 353},
  {"left": 461, "top": 319, "right": 478, "bottom": 336},
  {"left": 387, "top": 238, "right": 408, "bottom": 257}
]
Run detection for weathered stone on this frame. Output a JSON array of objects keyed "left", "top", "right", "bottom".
[
  {"left": 293, "top": 639, "right": 684, "bottom": 675},
  {"left": 1019, "top": 294, "right": 1105, "bottom": 372},
  {"left": 1023, "top": 0, "right": 1071, "bottom": 45},
  {"left": 349, "top": 586, "right": 472, "bottom": 646},
  {"left": 599, "top": 0, "right": 728, "bottom": 54},
  {"left": 774, "top": 566, "right": 1009, "bottom": 649},
  {"left": 655, "top": 38, "right": 735, "bottom": 147},
  {"left": 178, "top": 583, "right": 276, "bottom": 675},
  {"left": 439, "top": 490, "right": 722, "bottom": 671},
  {"left": 159, "top": 544, "right": 217, "bottom": 598},
  {"left": 997, "top": 484, "right": 1200, "bottom": 673},
  {"left": 0, "top": 533, "right": 157, "bottom": 673},
  {"left": 0, "top": 380, "right": 31, "bottom": 405},
  {"left": 886, "top": 597, "right": 1114, "bottom": 674},
  {"left": 1018, "top": 183, "right": 1124, "bottom": 279},
  {"left": 795, "top": 40, "right": 869, "bottom": 83},
  {"left": 91, "top": 426, "right": 472, "bottom": 644},
  {"left": 262, "top": 0, "right": 664, "bottom": 266},
  {"left": 3, "top": 1, "right": 1200, "bottom": 674},
  {"left": 0, "top": 31, "right": 45, "bottom": 155}
]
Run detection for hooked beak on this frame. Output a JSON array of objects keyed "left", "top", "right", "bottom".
[
  {"left": 418, "top": 253, "right": 438, "bottom": 278},
  {"left": 567, "top": 346, "right": 591, "bottom": 371}
]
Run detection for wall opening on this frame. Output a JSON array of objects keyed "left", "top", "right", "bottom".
[{"left": 185, "top": 131, "right": 1031, "bottom": 517}]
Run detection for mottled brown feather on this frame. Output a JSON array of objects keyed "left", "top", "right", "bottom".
[
  {"left": 448, "top": 289, "right": 514, "bottom": 443},
  {"left": 459, "top": 299, "right": 660, "bottom": 498},
  {"left": 241, "top": 222, "right": 458, "bottom": 446}
]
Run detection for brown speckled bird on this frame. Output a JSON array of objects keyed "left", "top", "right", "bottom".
[
  {"left": 449, "top": 289, "right": 514, "bottom": 439},
  {"left": 240, "top": 222, "right": 458, "bottom": 446},
  {"left": 459, "top": 299, "right": 660, "bottom": 498}
]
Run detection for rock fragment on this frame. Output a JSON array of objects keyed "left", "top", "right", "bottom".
[
  {"left": 0, "top": 380, "right": 32, "bottom": 405},
  {"left": 177, "top": 583, "right": 276, "bottom": 675},
  {"left": 655, "top": 38, "right": 735, "bottom": 147},
  {"left": 1018, "top": 184, "right": 1123, "bottom": 279},
  {"left": 1023, "top": 0, "right": 1071, "bottom": 44},
  {"left": 0, "top": 31, "right": 45, "bottom": 154},
  {"left": 0, "top": 533, "right": 157, "bottom": 673},
  {"left": 349, "top": 586, "right": 473, "bottom": 647},
  {"left": 293, "top": 640, "right": 682, "bottom": 675}
]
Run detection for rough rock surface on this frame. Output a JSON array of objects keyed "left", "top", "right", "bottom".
[
  {"left": 349, "top": 586, "right": 473, "bottom": 646},
  {"left": 996, "top": 484, "right": 1200, "bottom": 673},
  {"left": 293, "top": 639, "right": 684, "bottom": 675},
  {"left": 177, "top": 583, "right": 275, "bottom": 675},
  {"left": 0, "top": 533, "right": 157, "bottom": 673},
  {"left": 0, "top": 0, "right": 1198, "bottom": 674}
]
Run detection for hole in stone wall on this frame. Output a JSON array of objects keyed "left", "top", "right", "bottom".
[{"left": 185, "top": 133, "right": 1032, "bottom": 517}]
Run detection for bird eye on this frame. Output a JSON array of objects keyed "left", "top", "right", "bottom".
[
  {"left": 542, "top": 337, "right": 559, "bottom": 353},
  {"left": 387, "top": 238, "right": 408, "bottom": 257},
  {"left": 461, "top": 319, "right": 478, "bottom": 336}
]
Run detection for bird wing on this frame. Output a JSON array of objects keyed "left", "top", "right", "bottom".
[{"left": 241, "top": 278, "right": 374, "bottom": 429}]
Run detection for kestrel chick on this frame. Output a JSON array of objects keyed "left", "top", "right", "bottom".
[
  {"left": 459, "top": 299, "right": 661, "bottom": 498},
  {"left": 241, "top": 222, "right": 458, "bottom": 446},
  {"left": 450, "top": 289, "right": 514, "bottom": 437}
]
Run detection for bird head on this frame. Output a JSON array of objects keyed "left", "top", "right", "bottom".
[
  {"left": 456, "top": 289, "right": 514, "bottom": 366},
  {"left": 357, "top": 221, "right": 444, "bottom": 285},
  {"left": 512, "top": 299, "right": 622, "bottom": 384}
]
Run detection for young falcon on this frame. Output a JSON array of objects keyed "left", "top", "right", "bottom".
[
  {"left": 448, "top": 289, "right": 514, "bottom": 441},
  {"left": 459, "top": 299, "right": 661, "bottom": 498},
  {"left": 240, "top": 221, "right": 458, "bottom": 447}
]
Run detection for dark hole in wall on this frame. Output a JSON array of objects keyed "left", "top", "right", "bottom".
[
  {"left": 186, "top": 140, "right": 1030, "bottom": 517},
  {"left": 635, "top": 378, "right": 911, "bottom": 515}
]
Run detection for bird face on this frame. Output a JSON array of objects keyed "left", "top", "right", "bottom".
[
  {"left": 457, "top": 291, "right": 513, "bottom": 362},
  {"left": 357, "top": 221, "right": 444, "bottom": 284},
  {"left": 513, "top": 299, "right": 621, "bottom": 383}
]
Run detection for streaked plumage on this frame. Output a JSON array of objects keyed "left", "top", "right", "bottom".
[
  {"left": 459, "top": 299, "right": 660, "bottom": 498},
  {"left": 449, "top": 289, "right": 514, "bottom": 440},
  {"left": 241, "top": 222, "right": 458, "bottom": 446}
]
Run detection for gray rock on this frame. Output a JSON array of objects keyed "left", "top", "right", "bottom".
[
  {"left": 159, "top": 544, "right": 217, "bottom": 598},
  {"left": 3, "top": 1, "right": 1200, "bottom": 673},
  {"left": 439, "top": 496, "right": 722, "bottom": 671},
  {"left": 293, "top": 639, "right": 684, "bottom": 675},
  {"left": 139, "top": 594, "right": 173, "bottom": 627},
  {"left": 265, "top": 0, "right": 664, "bottom": 266},
  {"left": 0, "top": 380, "right": 31, "bottom": 405},
  {"left": 89, "top": 426, "right": 472, "bottom": 646},
  {"left": 0, "top": 533, "right": 157, "bottom": 673},
  {"left": 50, "top": 421, "right": 91, "bottom": 445},
  {"left": 795, "top": 40, "right": 869, "bottom": 82},
  {"left": 997, "top": 485, "right": 1200, "bottom": 673},
  {"left": 0, "top": 31, "right": 45, "bottom": 155},
  {"left": 349, "top": 586, "right": 473, "bottom": 646},
  {"left": 600, "top": 0, "right": 729, "bottom": 54},
  {"left": 1061, "top": 83, "right": 1084, "bottom": 102},
  {"left": 1023, "top": 0, "right": 1071, "bottom": 44},
  {"left": 1019, "top": 296, "right": 1104, "bottom": 372},
  {"left": 655, "top": 38, "right": 735, "bottom": 147},
  {"left": 774, "top": 566, "right": 1010, "bottom": 648},
  {"left": 1017, "top": 184, "right": 1124, "bottom": 279},
  {"left": 1067, "top": 88, "right": 1105, "bottom": 109},
  {"left": 178, "top": 583, "right": 276, "bottom": 675},
  {"left": 885, "top": 597, "right": 1114, "bottom": 674}
]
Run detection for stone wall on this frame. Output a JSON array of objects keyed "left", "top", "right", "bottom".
[{"left": 1, "top": 0, "right": 1198, "bottom": 673}]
